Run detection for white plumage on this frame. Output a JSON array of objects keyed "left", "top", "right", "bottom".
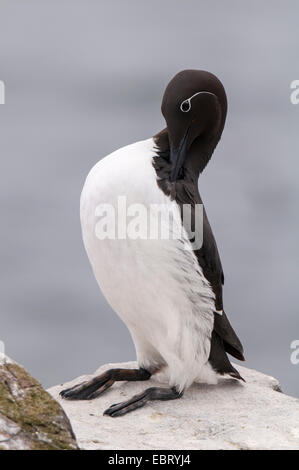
[{"left": 80, "top": 138, "right": 218, "bottom": 392}]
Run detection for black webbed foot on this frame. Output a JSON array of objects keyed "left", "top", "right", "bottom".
[
  {"left": 60, "top": 367, "right": 151, "bottom": 401},
  {"left": 104, "top": 386, "right": 183, "bottom": 417},
  {"left": 60, "top": 376, "right": 114, "bottom": 400}
]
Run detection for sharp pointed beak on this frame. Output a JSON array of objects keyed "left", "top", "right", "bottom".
[{"left": 169, "top": 127, "right": 190, "bottom": 182}]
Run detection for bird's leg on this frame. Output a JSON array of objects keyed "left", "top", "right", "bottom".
[
  {"left": 104, "top": 386, "right": 183, "bottom": 417},
  {"left": 60, "top": 368, "right": 151, "bottom": 400}
]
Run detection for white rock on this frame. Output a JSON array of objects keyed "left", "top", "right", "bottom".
[{"left": 48, "top": 361, "right": 299, "bottom": 450}]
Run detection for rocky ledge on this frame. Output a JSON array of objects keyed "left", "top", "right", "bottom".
[
  {"left": 48, "top": 361, "right": 299, "bottom": 450},
  {"left": 0, "top": 354, "right": 78, "bottom": 450}
]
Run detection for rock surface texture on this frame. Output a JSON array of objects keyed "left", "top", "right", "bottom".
[
  {"left": 0, "top": 355, "right": 78, "bottom": 450},
  {"left": 49, "top": 361, "right": 299, "bottom": 450}
]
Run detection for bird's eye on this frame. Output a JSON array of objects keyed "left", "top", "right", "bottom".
[{"left": 180, "top": 99, "right": 191, "bottom": 113}]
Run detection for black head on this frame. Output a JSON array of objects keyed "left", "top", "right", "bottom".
[{"left": 161, "top": 70, "right": 227, "bottom": 181}]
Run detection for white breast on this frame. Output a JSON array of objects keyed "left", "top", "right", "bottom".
[{"left": 80, "top": 138, "right": 217, "bottom": 391}]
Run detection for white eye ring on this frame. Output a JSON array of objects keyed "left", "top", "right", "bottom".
[{"left": 180, "top": 99, "right": 191, "bottom": 112}]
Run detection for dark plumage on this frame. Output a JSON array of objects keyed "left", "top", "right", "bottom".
[{"left": 153, "top": 70, "right": 245, "bottom": 380}]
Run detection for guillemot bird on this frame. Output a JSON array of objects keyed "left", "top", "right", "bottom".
[{"left": 60, "top": 69, "right": 245, "bottom": 416}]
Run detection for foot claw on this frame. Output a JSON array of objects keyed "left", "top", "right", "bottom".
[
  {"left": 60, "top": 381, "right": 88, "bottom": 399},
  {"left": 103, "top": 396, "right": 147, "bottom": 417},
  {"left": 60, "top": 378, "right": 114, "bottom": 400}
]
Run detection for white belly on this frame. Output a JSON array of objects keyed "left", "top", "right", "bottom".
[{"left": 80, "top": 138, "right": 217, "bottom": 390}]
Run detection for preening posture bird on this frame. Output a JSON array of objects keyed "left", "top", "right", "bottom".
[{"left": 60, "top": 70, "right": 245, "bottom": 416}]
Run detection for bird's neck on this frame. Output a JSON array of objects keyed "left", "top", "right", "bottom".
[{"left": 153, "top": 127, "right": 219, "bottom": 183}]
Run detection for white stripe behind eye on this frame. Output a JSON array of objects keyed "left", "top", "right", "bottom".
[{"left": 180, "top": 91, "right": 216, "bottom": 112}]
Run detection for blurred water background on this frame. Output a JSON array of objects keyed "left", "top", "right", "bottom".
[{"left": 0, "top": 0, "right": 298, "bottom": 396}]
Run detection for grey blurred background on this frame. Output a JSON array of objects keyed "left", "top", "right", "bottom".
[{"left": 0, "top": 0, "right": 298, "bottom": 396}]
